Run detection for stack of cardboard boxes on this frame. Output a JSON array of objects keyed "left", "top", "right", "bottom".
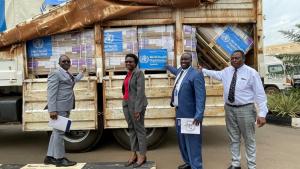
[
  {"left": 104, "top": 27, "right": 138, "bottom": 71},
  {"left": 196, "top": 24, "right": 253, "bottom": 69},
  {"left": 183, "top": 25, "right": 198, "bottom": 67},
  {"left": 197, "top": 25, "right": 253, "bottom": 58},
  {"left": 104, "top": 25, "right": 175, "bottom": 71},
  {"left": 138, "top": 25, "right": 174, "bottom": 69},
  {"left": 27, "top": 29, "right": 96, "bottom": 75}
]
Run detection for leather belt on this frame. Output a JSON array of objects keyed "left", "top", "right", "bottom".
[{"left": 226, "top": 103, "right": 253, "bottom": 108}]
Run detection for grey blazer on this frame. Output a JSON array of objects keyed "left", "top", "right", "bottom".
[
  {"left": 122, "top": 68, "right": 148, "bottom": 113},
  {"left": 47, "top": 67, "right": 83, "bottom": 112}
]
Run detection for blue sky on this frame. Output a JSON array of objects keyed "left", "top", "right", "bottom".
[{"left": 263, "top": 0, "right": 300, "bottom": 46}]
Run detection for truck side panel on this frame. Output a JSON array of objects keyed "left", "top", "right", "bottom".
[{"left": 22, "top": 79, "right": 98, "bottom": 131}]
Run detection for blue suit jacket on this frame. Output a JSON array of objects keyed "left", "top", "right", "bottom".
[{"left": 167, "top": 65, "right": 206, "bottom": 121}]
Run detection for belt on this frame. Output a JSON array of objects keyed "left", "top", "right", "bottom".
[{"left": 225, "top": 103, "right": 253, "bottom": 108}]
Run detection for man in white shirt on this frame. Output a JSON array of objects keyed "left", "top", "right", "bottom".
[{"left": 199, "top": 50, "right": 268, "bottom": 169}]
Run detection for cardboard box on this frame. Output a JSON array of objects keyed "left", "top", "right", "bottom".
[
  {"left": 27, "top": 29, "right": 96, "bottom": 75},
  {"left": 104, "top": 25, "right": 175, "bottom": 71},
  {"left": 138, "top": 25, "right": 175, "bottom": 69},
  {"left": 183, "top": 25, "right": 197, "bottom": 52},
  {"left": 28, "top": 58, "right": 96, "bottom": 75},
  {"left": 197, "top": 24, "right": 253, "bottom": 57},
  {"left": 138, "top": 25, "right": 174, "bottom": 38},
  {"left": 104, "top": 27, "right": 138, "bottom": 71}
]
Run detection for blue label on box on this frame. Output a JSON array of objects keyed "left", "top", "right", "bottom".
[
  {"left": 216, "top": 27, "right": 252, "bottom": 55},
  {"left": 0, "top": 0, "right": 7, "bottom": 32},
  {"left": 139, "top": 49, "right": 167, "bottom": 70},
  {"left": 104, "top": 31, "right": 123, "bottom": 52},
  {"left": 27, "top": 36, "right": 52, "bottom": 58}
]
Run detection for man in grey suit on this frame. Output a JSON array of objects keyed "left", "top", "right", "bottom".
[{"left": 44, "top": 54, "right": 86, "bottom": 167}]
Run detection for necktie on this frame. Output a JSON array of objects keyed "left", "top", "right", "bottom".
[
  {"left": 228, "top": 68, "right": 237, "bottom": 103},
  {"left": 66, "top": 71, "right": 74, "bottom": 82},
  {"left": 171, "top": 70, "right": 184, "bottom": 106}
]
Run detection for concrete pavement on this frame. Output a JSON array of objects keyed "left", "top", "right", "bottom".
[{"left": 0, "top": 124, "right": 299, "bottom": 169}]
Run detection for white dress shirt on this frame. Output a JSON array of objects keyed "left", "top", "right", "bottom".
[
  {"left": 202, "top": 64, "right": 268, "bottom": 117},
  {"left": 173, "top": 66, "right": 191, "bottom": 107}
]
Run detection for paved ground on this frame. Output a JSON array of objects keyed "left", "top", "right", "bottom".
[
  {"left": 0, "top": 124, "right": 300, "bottom": 169},
  {"left": 0, "top": 162, "right": 156, "bottom": 169}
]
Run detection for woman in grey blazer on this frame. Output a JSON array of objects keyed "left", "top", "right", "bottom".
[{"left": 122, "top": 54, "right": 148, "bottom": 168}]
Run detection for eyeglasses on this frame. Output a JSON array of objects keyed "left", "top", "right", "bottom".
[
  {"left": 125, "top": 61, "right": 134, "bottom": 63},
  {"left": 230, "top": 57, "right": 242, "bottom": 61},
  {"left": 62, "top": 60, "right": 71, "bottom": 63}
]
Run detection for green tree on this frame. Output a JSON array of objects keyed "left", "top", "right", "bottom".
[
  {"left": 279, "top": 24, "right": 300, "bottom": 42},
  {"left": 277, "top": 24, "right": 300, "bottom": 77}
]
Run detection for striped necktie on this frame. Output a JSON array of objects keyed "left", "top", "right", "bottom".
[{"left": 228, "top": 68, "right": 237, "bottom": 103}]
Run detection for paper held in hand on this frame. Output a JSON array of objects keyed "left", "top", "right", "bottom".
[
  {"left": 180, "top": 118, "right": 201, "bottom": 134},
  {"left": 48, "top": 115, "right": 72, "bottom": 132}
]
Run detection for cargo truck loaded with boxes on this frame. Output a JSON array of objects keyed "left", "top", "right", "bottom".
[{"left": 0, "top": 0, "right": 264, "bottom": 152}]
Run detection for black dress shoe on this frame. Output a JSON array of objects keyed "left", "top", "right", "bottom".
[
  {"left": 133, "top": 157, "right": 147, "bottom": 168},
  {"left": 44, "top": 156, "right": 56, "bottom": 165},
  {"left": 178, "top": 163, "right": 191, "bottom": 169},
  {"left": 227, "top": 165, "right": 241, "bottom": 169},
  {"left": 56, "top": 158, "right": 77, "bottom": 167}
]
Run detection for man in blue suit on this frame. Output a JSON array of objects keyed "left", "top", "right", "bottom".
[{"left": 166, "top": 53, "right": 206, "bottom": 169}]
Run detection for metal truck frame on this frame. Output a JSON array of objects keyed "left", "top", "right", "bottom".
[{"left": 0, "top": 0, "right": 264, "bottom": 152}]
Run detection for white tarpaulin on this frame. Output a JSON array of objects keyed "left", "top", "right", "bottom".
[{"left": 1, "top": 0, "right": 44, "bottom": 31}]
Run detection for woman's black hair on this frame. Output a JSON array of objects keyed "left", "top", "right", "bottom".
[{"left": 125, "top": 53, "right": 139, "bottom": 65}]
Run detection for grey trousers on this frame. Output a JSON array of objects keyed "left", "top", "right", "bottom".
[
  {"left": 123, "top": 102, "right": 147, "bottom": 155},
  {"left": 47, "top": 111, "right": 69, "bottom": 159},
  {"left": 225, "top": 104, "right": 257, "bottom": 169}
]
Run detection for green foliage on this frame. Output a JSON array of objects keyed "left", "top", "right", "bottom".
[
  {"left": 277, "top": 23, "right": 300, "bottom": 76},
  {"left": 274, "top": 54, "right": 300, "bottom": 76},
  {"left": 279, "top": 24, "right": 300, "bottom": 43},
  {"left": 267, "top": 89, "right": 300, "bottom": 118}
]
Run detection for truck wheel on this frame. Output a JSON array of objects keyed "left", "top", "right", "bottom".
[
  {"left": 265, "top": 86, "right": 279, "bottom": 94},
  {"left": 113, "top": 127, "right": 168, "bottom": 150},
  {"left": 54, "top": 115, "right": 104, "bottom": 153}
]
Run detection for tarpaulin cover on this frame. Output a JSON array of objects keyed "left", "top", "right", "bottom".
[{"left": 0, "top": 0, "right": 215, "bottom": 48}]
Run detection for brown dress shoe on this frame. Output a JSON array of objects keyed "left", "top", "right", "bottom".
[
  {"left": 124, "top": 158, "right": 137, "bottom": 167},
  {"left": 133, "top": 157, "right": 147, "bottom": 168}
]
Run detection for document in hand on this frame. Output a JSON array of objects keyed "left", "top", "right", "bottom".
[
  {"left": 48, "top": 115, "right": 72, "bottom": 132},
  {"left": 180, "top": 118, "right": 201, "bottom": 134}
]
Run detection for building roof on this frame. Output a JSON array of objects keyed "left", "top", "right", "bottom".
[{"left": 265, "top": 43, "right": 300, "bottom": 55}]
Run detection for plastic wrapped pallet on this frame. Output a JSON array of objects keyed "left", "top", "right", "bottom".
[
  {"left": 138, "top": 25, "right": 174, "bottom": 69},
  {"left": 183, "top": 25, "right": 198, "bottom": 67},
  {"left": 104, "top": 27, "right": 138, "bottom": 71},
  {"left": 27, "top": 29, "right": 96, "bottom": 75}
]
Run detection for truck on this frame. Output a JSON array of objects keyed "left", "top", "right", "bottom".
[
  {"left": 263, "top": 55, "right": 292, "bottom": 93},
  {"left": 0, "top": 0, "right": 264, "bottom": 152},
  {"left": 291, "top": 65, "right": 300, "bottom": 88}
]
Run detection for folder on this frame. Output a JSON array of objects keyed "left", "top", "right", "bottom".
[
  {"left": 180, "top": 118, "right": 201, "bottom": 134},
  {"left": 48, "top": 115, "right": 72, "bottom": 132}
]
